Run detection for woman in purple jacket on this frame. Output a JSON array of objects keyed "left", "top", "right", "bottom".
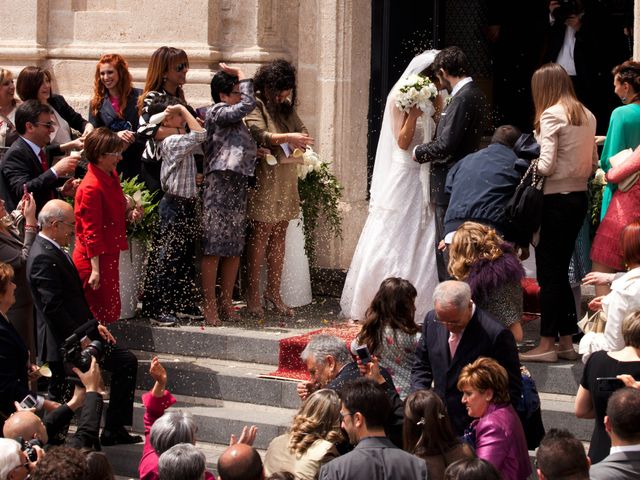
[{"left": 457, "top": 357, "right": 531, "bottom": 480}]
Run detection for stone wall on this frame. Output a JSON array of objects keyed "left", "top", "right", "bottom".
[{"left": 0, "top": 0, "right": 372, "bottom": 270}]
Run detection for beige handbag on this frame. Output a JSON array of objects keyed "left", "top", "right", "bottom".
[{"left": 577, "top": 310, "right": 607, "bottom": 334}]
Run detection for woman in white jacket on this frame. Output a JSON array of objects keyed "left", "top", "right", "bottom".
[{"left": 580, "top": 220, "right": 640, "bottom": 362}]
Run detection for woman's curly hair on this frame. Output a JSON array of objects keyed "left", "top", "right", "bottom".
[
  {"left": 288, "top": 389, "right": 343, "bottom": 455},
  {"left": 253, "top": 59, "right": 297, "bottom": 122},
  {"left": 448, "top": 222, "right": 505, "bottom": 281}
]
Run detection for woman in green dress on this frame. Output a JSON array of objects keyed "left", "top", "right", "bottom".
[
  {"left": 599, "top": 61, "right": 640, "bottom": 218},
  {"left": 592, "top": 61, "right": 640, "bottom": 296}
]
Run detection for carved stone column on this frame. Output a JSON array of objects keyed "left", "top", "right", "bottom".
[{"left": 301, "top": 0, "right": 372, "bottom": 269}]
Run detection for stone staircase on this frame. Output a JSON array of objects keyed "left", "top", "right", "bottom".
[
  {"left": 98, "top": 297, "right": 594, "bottom": 479},
  {"left": 103, "top": 316, "right": 320, "bottom": 478}
]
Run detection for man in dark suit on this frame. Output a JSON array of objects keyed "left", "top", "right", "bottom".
[
  {"left": 27, "top": 199, "right": 140, "bottom": 446},
  {"left": 0, "top": 100, "right": 77, "bottom": 212},
  {"left": 590, "top": 387, "right": 640, "bottom": 479},
  {"left": 413, "top": 47, "right": 488, "bottom": 280},
  {"left": 318, "top": 378, "right": 427, "bottom": 480},
  {"left": 535, "top": 429, "right": 590, "bottom": 480},
  {"left": 410, "top": 280, "right": 522, "bottom": 436}
]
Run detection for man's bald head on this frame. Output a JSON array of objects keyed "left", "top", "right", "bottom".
[
  {"left": 3, "top": 410, "right": 48, "bottom": 445},
  {"left": 38, "top": 199, "right": 75, "bottom": 246},
  {"left": 217, "top": 444, "right": 263, "bottom": 480}
]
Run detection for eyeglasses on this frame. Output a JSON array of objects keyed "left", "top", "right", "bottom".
[
  {"left": 34, "top": 122, "right": 55, "bottom": 129},
  {"left": 104, "top": 152, "right": 123, "bottom": 157},
  {"left": 339, "top": 411, "right": 354, "bottom": 420},
  {"left": 174, "top": 63, "right": 188, "bottom": 73}
]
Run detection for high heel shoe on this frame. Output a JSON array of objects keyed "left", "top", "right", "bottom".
[{"left": 263, "top": 295, "right": 294, "bottom": 317}]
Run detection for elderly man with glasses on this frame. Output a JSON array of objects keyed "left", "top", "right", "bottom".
[
  {"left": 27, "top": 199, "right": 141, "bottom": 447},
  {"left": 410, "top": 280, "right": 522, "bottom": 436},
  {"left": 0, "top": 100, "right": 78, "bottom": 212}
]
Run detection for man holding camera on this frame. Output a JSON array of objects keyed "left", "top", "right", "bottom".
[
  {"left": 4, "top": 356, "right": 105, "bottom": 451},
  {"left": 26, "top": 199, "right": 140, "bottom": 446}
]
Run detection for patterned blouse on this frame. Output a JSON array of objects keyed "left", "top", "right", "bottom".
[
  {"left": 351, "top": 326, "right": 421, "bottom": 400},
  {"left": 204, "top": 79, "right": 257, "bottom": 176}
]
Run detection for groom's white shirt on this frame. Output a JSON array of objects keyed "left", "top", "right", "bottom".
[{"left": 449, "top": 76, "right": 473, "bottom": 98}]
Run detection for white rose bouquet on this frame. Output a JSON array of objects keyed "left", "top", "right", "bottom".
[
  {"left": 296, "top": 147, "right": 343, "bottom": 263},
  {"left": 394, "top": 73, "right": 438, "bottom": 113}
]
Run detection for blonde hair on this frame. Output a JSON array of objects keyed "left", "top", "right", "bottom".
[
  {"left": 457, "top": 357, "right": 510, "bottom": 405},
  {"left": 0, "top": 262, "right": 14, "bottom": 296},
  {"left": 622, "top": 311, "right": 640, "bottom": 348},
  {"left": 0, "top": 69, "right": 17, "bottom": 108},
  {"left": 532, "top": 63, "right": 587, "bottom": 133},
  {"left": 448, "top": 222, "right": 505, "bottom": 281},
  {"left": 288, "top": 389, "right": 344, "bottom": 455}
]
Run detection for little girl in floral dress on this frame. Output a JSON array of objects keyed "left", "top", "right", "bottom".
[{"left": 350, "top": 277, "right": 421, "bottom": 399}]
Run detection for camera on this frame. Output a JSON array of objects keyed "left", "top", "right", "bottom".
[
  {"left": 552, "top": 0, "right": 581, "bottom": 24},
  {"left": 20, "top": 438, "right": 42, "bottom": 462},
  {"left": 60, "top": 333, "right": 105, "bottom": 376}
]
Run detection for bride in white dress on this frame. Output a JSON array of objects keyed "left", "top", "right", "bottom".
[{"left": 341, "top": 50, "right": 441, "bottom": 323}]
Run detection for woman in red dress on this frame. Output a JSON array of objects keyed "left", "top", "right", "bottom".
[{"left": 73, "top": 127, "right": 139, "bottom": 323}]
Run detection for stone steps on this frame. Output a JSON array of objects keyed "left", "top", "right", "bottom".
[
  {"left": 126, "top": 392, "right": 294, "bottom": 450},
  {"left": 101, "top": 297, "right": 598, "bottom": 478},
  {"left": 132, "top": 351, "right": 300, "bottom": 409}
]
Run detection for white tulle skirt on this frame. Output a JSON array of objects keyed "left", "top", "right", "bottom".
[{"left": 340, "top": 158, "right": 438, "bottom": 323}]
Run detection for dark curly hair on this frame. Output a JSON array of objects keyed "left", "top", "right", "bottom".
[
  {"left": 253, "top": 59, "right": 297, "bottom": 121},
  {"left": 210, "top": 70, "right": 238, "bottom": 103}
]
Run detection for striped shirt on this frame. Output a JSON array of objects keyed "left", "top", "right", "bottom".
[{"left": 158, "top": 130, "right": 206, "bottom": 198}]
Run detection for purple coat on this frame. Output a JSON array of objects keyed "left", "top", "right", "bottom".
[{"left": 471, "top": 403, "right": 532, "bottom": 480}]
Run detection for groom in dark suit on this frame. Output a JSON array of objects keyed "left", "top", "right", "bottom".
[
  {"left": 413, "top": 47, "right": 488, "bottom": 280},
  {"left": 27, "top": 199, "right": 141, "bottom": 446},
  {"left": 0, "top": 100, "right": 78, "bottom": 212},
  {"left": 410, "top": 281, "right": 521, "bottom": 436}
]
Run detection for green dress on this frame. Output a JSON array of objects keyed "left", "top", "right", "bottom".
[{"left": 599, "top": 103, "right": 640, "bottom": 219}]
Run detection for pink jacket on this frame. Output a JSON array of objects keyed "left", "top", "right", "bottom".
[
  {"left": 471, "top": 403, "right": 532, "bottom": 480},
  {"left": 138, "top": 390, "right": 215, "bottom": 480}
]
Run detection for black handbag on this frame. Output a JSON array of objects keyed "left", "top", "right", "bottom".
[{"left": 505, "top": 158, "right": 545, "bottom": 243}]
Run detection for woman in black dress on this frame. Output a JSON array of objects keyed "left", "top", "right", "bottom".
[{"left": 575, "top": 311, "right": 640, "bottom": 463}]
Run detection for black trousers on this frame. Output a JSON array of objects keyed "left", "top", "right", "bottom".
[
  {"left": 143, "top": 194, "right": 198, "bottom": 316},
  {"left": 536, "top": 192, "right": 588, "bottom": 338},
  {"left": 49, "top": 344, "right": 137, "bottom": 430}
]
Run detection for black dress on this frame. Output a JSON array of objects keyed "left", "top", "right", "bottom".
[{"left": 580, "top": 350, "right": 640, "bottom": 463}]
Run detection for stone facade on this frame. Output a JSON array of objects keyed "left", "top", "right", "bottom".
[
  {"left": 0, "top": 0, "right": 372, "bottom": 270},
  {"left": 3, "top": 1, "right": 639, "bottom": 270}
]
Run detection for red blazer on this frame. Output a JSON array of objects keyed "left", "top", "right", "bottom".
[{"left": 73, "top": 163, "right": 127, "bottom": 259}]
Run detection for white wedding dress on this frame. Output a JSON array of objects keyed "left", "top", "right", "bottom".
[{"left": 340, "top": 51, "right": 439, "bottom": 323}]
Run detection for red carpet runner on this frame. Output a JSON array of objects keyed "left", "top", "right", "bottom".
[{"left": 261, "top": 278, "right": 541, "bottom": 382}]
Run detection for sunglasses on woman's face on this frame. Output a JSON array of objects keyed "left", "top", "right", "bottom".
[{"left": 174, "top": 63, "right": 188, "bottom": 73}]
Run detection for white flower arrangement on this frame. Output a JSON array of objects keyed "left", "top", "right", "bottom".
[
  {"left": 394, "top": 73, "right": 439, "bottom": 113},
  {"left": 295, "top": 147, "right": 343, "bottom": 263},
  {"left": 296, "top": 147, "right": 324, "bottom": 180}
]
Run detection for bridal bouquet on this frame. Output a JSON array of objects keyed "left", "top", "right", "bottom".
[
  {"left": 394, "top": 74, "right": 438, "bottom": 113},
  {"left": 296, "top": 147, "right": 343, "bottom": 264}
]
